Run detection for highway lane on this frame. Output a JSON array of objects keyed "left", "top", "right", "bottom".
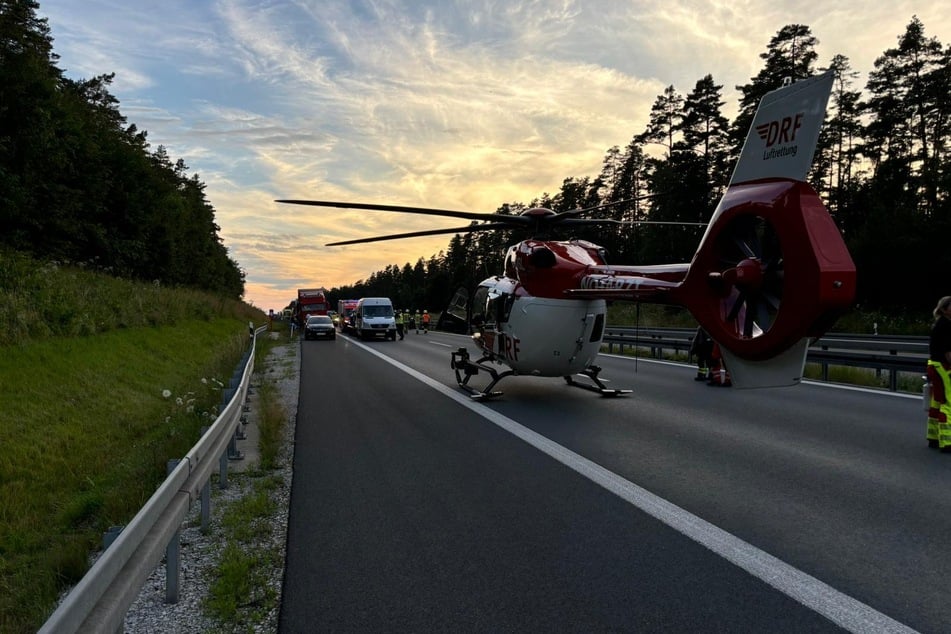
[{"left": 281, "top": 331, "right": 947, "bottom": 633}]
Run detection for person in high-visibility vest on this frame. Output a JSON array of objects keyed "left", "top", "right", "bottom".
[
  {"left": 689, "top": 326, "right": 713, "bottom": 381},
  {"left": 927, "top": 295, "right": 951, "bottom": 451},
  {"left": 395, "top": 309, "right": 405, "bottom": 340},
  {"left": 422, "top": 310, "right": 431, "bottom": 334}
]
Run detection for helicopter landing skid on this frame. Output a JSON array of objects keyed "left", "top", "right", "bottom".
[
  {"left": 450, "top": 348, "right": 511, "bottom": 400},
  {"left": 564, "top": 365, "right": 631, "bottom": 397}
]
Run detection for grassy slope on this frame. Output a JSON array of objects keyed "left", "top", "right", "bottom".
[{"left": 0, "top": 251, "right": 266, "bottom": 633}]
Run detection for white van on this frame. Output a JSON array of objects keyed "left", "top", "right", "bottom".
[{"left": 354, "top": 297, "right": 397, "bottom": 340}]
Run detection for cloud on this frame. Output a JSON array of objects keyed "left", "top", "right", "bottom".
[{"left": 36, "top": 0, "right": 951, "bottom": 311}]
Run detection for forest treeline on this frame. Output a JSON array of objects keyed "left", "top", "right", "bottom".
[
  {"left": 2, "top": 2, "right": 948, "bottom": 315},
  {"left": 329, "top": 18, "right": 951, "bottom": 320},
  {"left": 0, "top": 0, "right": 244, "bottom": 298}
]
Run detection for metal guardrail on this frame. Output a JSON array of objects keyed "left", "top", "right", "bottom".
[
  {"left": 39, "top": 325, "right": 265, "bottom": 634},
  {"left": 602, "top": 327, "right": 929, "bottom": 392}
]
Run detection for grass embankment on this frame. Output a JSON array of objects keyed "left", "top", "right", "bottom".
[{"left": 0, "top": 250, "right": 266, "bottom": 633}]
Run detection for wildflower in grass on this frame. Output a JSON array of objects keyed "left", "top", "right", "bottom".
[
  {"left": 176, "top": 397, "right": 183, "bottom": 406},
  {"left": 162, "top": 389, "right": 172, "bottom": 399},
  {"left": 201, "top": 378, "right": 208, "bottom": 384}
]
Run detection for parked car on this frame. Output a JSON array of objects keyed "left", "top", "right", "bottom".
[{"left": 304, "top": 315, "right": 336, "bottom": 340}]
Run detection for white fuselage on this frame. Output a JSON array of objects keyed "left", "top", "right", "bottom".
[{"left": 475, "top": 285, "right": 607, "bottom": 377}]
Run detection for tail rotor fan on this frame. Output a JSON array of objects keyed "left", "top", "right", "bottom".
[{"left": 715, "top": 215, "right": 783, "bottom": 339}]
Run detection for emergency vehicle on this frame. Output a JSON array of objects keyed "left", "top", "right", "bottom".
[
  {"left": 295, "top": 288, "right": 330, "bottom": 328},
  {"left": 337, "top": 299, "right": 359, "bottom": 333}
]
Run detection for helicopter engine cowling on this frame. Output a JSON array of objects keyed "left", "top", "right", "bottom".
[{"left": 675, "top": 178, "right": 856, "bottom": 362}]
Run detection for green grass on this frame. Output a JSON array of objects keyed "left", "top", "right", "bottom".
[
  {"left": 0, "top": 251, "right": 266, "bottom": 633},
  {"left": 0, "top": 249, "right": 259, "bottom": 346},
  {"left": 205, "top": 475, "right": 285, "bottom": 627},
  {"left": 194, "top": 325, "right": 293, "bottom": 632}
]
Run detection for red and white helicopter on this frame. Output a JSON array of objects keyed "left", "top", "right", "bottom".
[{"left": 278, "top": 71, "right": 856, "bottom": 399}]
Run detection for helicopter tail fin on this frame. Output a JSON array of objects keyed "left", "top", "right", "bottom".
[
  {"left": 729, "top": 70, "right": 833, "bottom": 185},
  {"left": 675, "top": 71, "right": 855, "bottom": 387}
]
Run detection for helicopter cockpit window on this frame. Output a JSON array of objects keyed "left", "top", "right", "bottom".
[
  {"left": 589, "top": 313, "right": 605, "bottom": 342},
  {"left": 471, "top": 286, "right": 489, "bottom": 326},
  {"left": 486, "top": 291, "right": 514, "bottom": 324}
]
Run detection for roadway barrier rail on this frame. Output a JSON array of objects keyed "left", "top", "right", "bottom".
[
  {"left": 39, "top": 324, "right": 266, "bottom": 634},
  {"left": 602, "top": 327, "right": 928, "bottom": 392}
]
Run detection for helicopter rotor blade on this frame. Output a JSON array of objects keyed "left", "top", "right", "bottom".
[
  {"left": 555, "top": 192, "right": 668, "bottom": 220},
  {"left": 629, "top": 220, "right": 708, "bottom": 227},
  {"left": 276, "top": 199, "right": 516, "bottom": 223},
  {"left": 557, "top": 218, "right": 628, "bottom": 228},
  {"left": 326, "top": 223, "right": 515, "bottom": 246}
]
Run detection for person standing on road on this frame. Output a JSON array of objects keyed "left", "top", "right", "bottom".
[
  {"left": 689, "top": 326, "right": 714, "bottom": 381},
  {"left": 927, "top": 296, "right": 951, "bottom": 451},
  {"left": 395, "top": 309, "right": 405, "bottom": 340},
  {"left": 422, "top": 310, "right": 431, "bottom": 334}
]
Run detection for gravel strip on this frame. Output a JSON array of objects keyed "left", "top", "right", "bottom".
[{"left": 123, "top": 334, "right": 299, "bottom": 633}]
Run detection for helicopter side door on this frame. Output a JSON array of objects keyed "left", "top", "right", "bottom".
[{"left": 470, "top": 278, "right": 519, "bottom": 361}]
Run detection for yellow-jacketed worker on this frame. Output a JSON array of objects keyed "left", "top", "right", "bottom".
[
  {"left": 927, "top": 296, "right": 951, "bottom": 451},
  {"left": 395, "top": 309, "right": 405, "bottom": 340}
]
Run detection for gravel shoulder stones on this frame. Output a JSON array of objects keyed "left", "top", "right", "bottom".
[{"left": 123, "top": 334, "right": 299, "bottom": 633}]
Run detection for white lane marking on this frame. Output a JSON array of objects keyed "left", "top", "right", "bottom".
[
  {"left": 349, "top": 337, "right": 918, "bottom": 634},
  {"left": 429, "top": 341, "right": 452, "bottom": 348}
]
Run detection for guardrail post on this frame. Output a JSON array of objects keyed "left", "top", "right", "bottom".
[
  {"left": 198, "top": 426, "right": 212, "bottom": 530},
  {"left": 165, "top": 459, "right": 182, "bottom": 604},
  {"left": 102, "top": 525, "right": 123, "bottom": 550},
  {"left": 219, "top": 452, "right": 229, "bottom": 489},
  {"left": 201, "top": 479, "right": 211, "bottom": 532}
]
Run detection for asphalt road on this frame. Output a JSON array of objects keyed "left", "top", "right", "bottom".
[{"left": 279, "top": 330, "right": 948, "bottom": 633}]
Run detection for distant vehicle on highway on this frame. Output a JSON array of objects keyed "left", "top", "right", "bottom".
[
  {"left": 337, "top": 299, "right": 359, "bottom": 334},
  {"left": 354, "top": 297, "right": 397, "bottom": 340},
  {"left": 296, "top": 288, "right": 331, "bottom": 329},
  {"left": 304, "top": 315, "right": 336, "bottom": 340}
]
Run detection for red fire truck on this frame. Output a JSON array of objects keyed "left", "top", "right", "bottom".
[
  {"left": 295, "top": 288, "right": 331, "bottom": 329},
  {"left": 337, "top": 299, "right": 359, "bottom": 334}
]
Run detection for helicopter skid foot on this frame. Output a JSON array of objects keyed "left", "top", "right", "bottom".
[
  {"left": 564, "top": 365, "right": 631, "bottom": 397},
  {"left": 451, "top": 348, "right": 509, "bottom": 400}
]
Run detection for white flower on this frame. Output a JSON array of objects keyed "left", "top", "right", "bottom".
[
  {"left": 201, "top": 378, "right": 208, "bottom": 384},
  {"left": 162, "top": 389, "right": 172, "bottom": 399},
  {"left": 176, "top": 397, "right": 183, "bottom": 406}
]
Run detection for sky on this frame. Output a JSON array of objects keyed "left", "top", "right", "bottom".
[{"left": 36, "top": 0, "right": 951, "bottom": 313}]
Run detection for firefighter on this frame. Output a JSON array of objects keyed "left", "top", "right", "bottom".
[
  {"left": 395, "top": 309, "right": 405, "bottom": 340},
  {"left": 927, "top": 296, "right": 951, "bottom": 451},
  {"left": 707, "top": 341, "right": 732, "bottom": 387},
  {"left": 422, "top": 310, "right": 431, "bottom": 334},
  {"left": 689, "top": 326, "right": 713, "bottom": 381},
  {"left": 414, "top": 310, "right": 421, "bottom": 334}
]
